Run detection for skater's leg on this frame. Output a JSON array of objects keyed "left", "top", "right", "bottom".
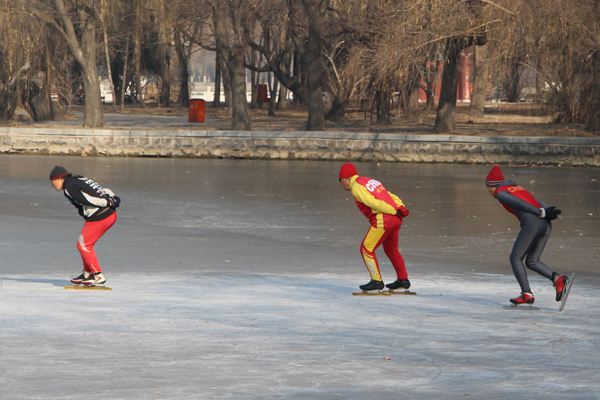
[
  {"left": 382, "top": 227, "right": 408, "bottom": 280},
  {"left": 76, "top": 213, "right": 117, "bottom": 274},
  {"left": 524, "top": 221, "right": 554, "bottom": 280},
  {"left": 509, "top": 222, "right": 538, "bottom": 293},
  {"left": 360, "top": 227, "right": 390, "bottom": 281}
]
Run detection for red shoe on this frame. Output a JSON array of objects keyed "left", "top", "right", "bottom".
[
  {"left": 554, "top": 275, "right": 569, "bottom": 301},
  {"left": 510, "top": 292, "right": 535, "bottom": 305}
]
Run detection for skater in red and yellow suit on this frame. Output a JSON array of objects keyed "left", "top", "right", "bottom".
[{"left": 338, "top": 163, "right": 411, "bottom": 291}]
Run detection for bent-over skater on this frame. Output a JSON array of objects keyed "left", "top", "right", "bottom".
[
  {"left": 49, "top": 166, "right": 120, "bottom": 286},
  {"left": 485, "top": 164, "right": 569, "bottom": 305},
  {"left": 338, "top": 163, "right": 411, "bottom": 291}
]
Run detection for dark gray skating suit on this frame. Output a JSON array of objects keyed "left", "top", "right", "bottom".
[{"left": 494, "top": 180, "right": 559, "bottom": 293}]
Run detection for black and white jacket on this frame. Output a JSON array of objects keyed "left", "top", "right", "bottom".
[{"left": 63, "top": 175, "right": 117, "bottom": 221}]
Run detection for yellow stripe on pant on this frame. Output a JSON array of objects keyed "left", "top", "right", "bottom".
[{"left": 360, "top": 226, "right": 386, "bottom": 281}]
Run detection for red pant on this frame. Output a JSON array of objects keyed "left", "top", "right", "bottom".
[
  {"left": 76, "top": 213, "right": 117, "bottom": 273},
  {"left": 360, "top": 223, "right": 408, "bottom": 282}
]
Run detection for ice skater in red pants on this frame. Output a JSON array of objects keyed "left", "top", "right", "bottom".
[
  {"left": 49, "top": 166, "right": 120, "bottom": 286},
  {"left": 338, "top": 163, "right": 411, "bottom": 291}
]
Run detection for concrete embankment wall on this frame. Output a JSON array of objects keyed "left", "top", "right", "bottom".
[{"left": 1, "top": 127, "right": 600, "bottom": 166}]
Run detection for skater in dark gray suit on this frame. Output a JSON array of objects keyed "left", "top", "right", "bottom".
[{"left": 485, "top": 165, "right": 570, "bottom": 305}]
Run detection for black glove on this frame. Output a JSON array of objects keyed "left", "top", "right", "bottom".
[
  {"left": 544, "top": 206, "right": 561, "bottom": 221},
  {"left": 106, "top": 196, "right": 121, "bottom": 209}
]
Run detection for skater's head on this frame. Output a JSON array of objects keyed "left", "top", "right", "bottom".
[
  {"left": 485, "top": 164, "right": 504, "bottom": 196},
  {"left": 49, "top": 165, "right": 70, "bottom": 191},
  {"left": 339, "top": 163, "right": 357, "bottom": 191}
]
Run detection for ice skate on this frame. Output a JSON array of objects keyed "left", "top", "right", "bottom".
[
  {"left": 70, "top": 271, "right": 91, "bottom": 285},
  {"left": 81, "top": 272, "right": 107, "bottom": 286},
  {"left": 509, "top": 291, "right": 535, "bottom": 305},
  {"left": 554, "top": 274, "right": 569, "bottom": 301},
  {"left": 353, "top": 280, "right": 393, "bottom": 296},
  {"left": 558, "top": 273, "right": 575, "bottom": 312},
  {"left": 386, "top": 279, "right": 411, "bottom": 290},
  {"left": 504, "top": 292, "right": 538, "bottom": 309},
  {"left": 359, "top": 280, "right": 384, "bottom": 291},
  {"left": 64, "top": 272, "right": 111, "bottom": 291}
]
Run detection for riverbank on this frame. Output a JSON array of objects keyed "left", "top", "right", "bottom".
[
  {"left": 1, "top": 126, "right": 600, "bottom": 166},
  {"left": 2, "top": 104, "right": 599, "bottom": 165}
]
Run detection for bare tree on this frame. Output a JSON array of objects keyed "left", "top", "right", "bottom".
[
  {"left": 469, "top": 43, "right": 489, "bottom": 115},
  {"left": 209, "top": 0, "right": 251, "bottom": 130},
  {"left": 99, "top": 0, "right": 117, "bottom": 111},
  {"left": 133, "top": 0, "right": 144, "bottom": 105},
  {"left": 0, "top": 2, "right": 34, "bottom": 120},
  {"left": 249, "top": 0, "right": 331, "bottom": 130},
  {"left": 173, "top": 1, "right": 206, "bottom": 106},
  {"left": 433, "top": 1, "right": 487, "bottom": 133},
  {"left": 32, "top": 0, "right": 104, "bottom": 127}
]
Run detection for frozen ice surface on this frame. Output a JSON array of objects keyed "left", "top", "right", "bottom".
[
  {"left": 1, "top": 155, "right": 600, "bottom": 399},
  {"left": 1, "top": 273, "right": 599, "bottom": 400}
]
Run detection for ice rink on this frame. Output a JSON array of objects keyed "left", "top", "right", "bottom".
[{"left": 1, "top": 155, "right": 599, "bottom": 399}]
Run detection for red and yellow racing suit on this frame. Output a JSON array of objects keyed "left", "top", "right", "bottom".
[{"left": 349, "top": 175, "right": 408, "bottom": 282}]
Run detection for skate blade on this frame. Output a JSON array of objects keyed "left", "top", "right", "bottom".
[
  {"left": 559, "top": 273, "right": 575, "bottom": 312},
  {"left": 352, "top": 290, "right": 416, "bottom": 296},
  {"left": 388, "top": 290, "right": 417, "bottom": 296},
  {"left": 64, "top": 285, "right": 112, "bottom": 291},
  {"left": 503, "top": 304, "right": 539, "bottom": 310},
  {"left": 353, "top": 291, "right": 391, "bottom": 296}
]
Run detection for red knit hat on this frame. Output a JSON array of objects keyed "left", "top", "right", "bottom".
[
  {"left": 485, "top": 165, "right": 505, "bottom": 187},
  {"left": 338, "top": 163, "right": 358, "bottom": 180}
]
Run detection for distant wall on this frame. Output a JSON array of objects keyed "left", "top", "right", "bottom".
[{"left": 1, "top": 127, "right": 600, "bottom": 166}]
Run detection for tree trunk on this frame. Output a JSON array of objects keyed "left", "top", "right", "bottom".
[
  {"left": 325, "top": 97, "right": 347, "bottom": 122},
  {"left": 470, "top": 44, "right": 488, "bottom": 115},
  {"left": 54, "top": 0, "right": 104, "bottom": 127},
  {"left": 81, "top": 67, "right": 104, "bottom": 127},
  {"left": 178, "top": 56, "right": 190, "bottom": 106},
  {"left": 213, "top": 51, "right": 222, "bottom": 107},
  {"left": 0, "top": 63, "right": 30, "bottom": 121},
  {"left": 434, "top": 39, "right": 462, "bottom": 133},
  {"left": 374, "top": 81, "right": 392, "bottom": 124},
  {"left": 175, "top": 31, "right": 190, "bottom": 106},
  {"left": 249, "top": 52, "right": 259, "bottom": 109},
  {"left": 226, "top": 46, "right": 251, "bottom": 130},
  {"left": 80, "top": 10, "right": 103, "bottom": 127},
  {"left": 277, "top": 84, "right": 288, "bottom": 110},
  {"left": 408, "top": 89, "right": 420, "bottom": 112},
  {"left": 120, "top": 35, "right": 130, "bottom": 111},
  {"left": 157, "top": 15, "right": 172, "bottom": 108},
  {"left": 133, "top": 0, "right": 143, "bottom": 105},
  {"left": 268, "top": 75, "right": 278, "bottom": 116},
  {"left": 302, "top": 0, "right": 326, "bottom": 131},
  {"left": 402, "top": 65, "right": 421, "bottom": 116},
  {"left": 221, "top": 58, "right": 232, "bottom": 108},
  {"left": 424, "top": 61, "right": 438, "bottom": 111},
  {"left": 100, "top": 0, "right": 117, "bottom": 112},
  {"left": 505, "top": 61, "right": 522, "bottom": 102},
  {"left": 584, "top": 53, "right": 600, "bottom": 132},
  {"left": 304, "top": 53, "right": 324, "bottom": 130},
  {"left": 29, "top": 41, "right": 55, "bottom": 121}
]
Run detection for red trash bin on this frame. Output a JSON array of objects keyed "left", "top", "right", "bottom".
[{"left": 188, "top": 99, "right": 205, "bottom": 123}]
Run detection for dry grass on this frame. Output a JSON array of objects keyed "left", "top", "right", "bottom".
[{"left": 5, "top": 102, "right": 594, "bottom": 137}]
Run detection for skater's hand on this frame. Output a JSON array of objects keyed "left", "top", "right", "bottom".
[
  {"left": 544, "top": 206, "right": 561, "bottom": 220},
  {"left": 396, "top": 205, "right": 409, "bottom": 218},
  {"left": 106, "top": 196, "right": 121, "bottom": 208}
]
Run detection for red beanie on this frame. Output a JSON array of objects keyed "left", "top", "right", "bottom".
[
  {"left": 485, "top": 165, "right": 505, "bottom": 187},
  {"left": 338, "top": 163, "right": 358, "bottom": 180}
]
